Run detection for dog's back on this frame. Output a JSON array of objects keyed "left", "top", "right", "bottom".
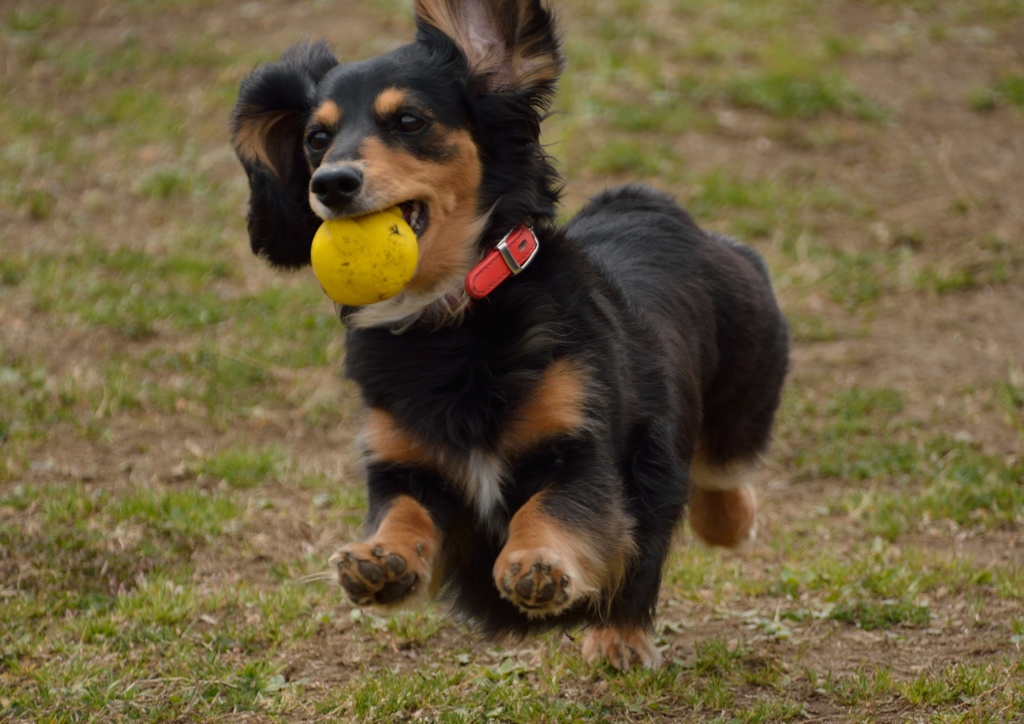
[
  {"left": 568, "top": 184, "right": 789, "bottom": 479},
  {"left": 569, "top": 182, "right": 790, "bottom": 548}
]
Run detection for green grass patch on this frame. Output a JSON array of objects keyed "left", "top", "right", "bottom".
[
  {"left": 831, "top": 599, "right": 931, "bottom": 630},
  {"left": 198, "top": 445, "right": 290, "bottom": 489},
  {"left": 993, "top": 74, "right": 1024, "bottom": 108},
  {"left": 2, "top": 6, "right": 65, "bottom": 33},
  {"left": 835, "top": 437, "right": 1024, "bottom": 538},
  {"left": 20, "top": 233, "right": 234, "bottom": 340},
  {"left": 0, "top": 355, "right": 78, "bottom": 444},
  {"left": 789, "top": 387, "right": 921, "bottom": 483},
  {"left": 585, "top": 138, "right": 676, "bottom": 176},
  {"left": 898, "top": 663, "right": 1022, "bottom": 713},
  {"left": 723, "top": 70, "right": 887, "bottom": 121},
  {"left": 0, "top": 479, "right": 334, "bottom": 721},
  {"left": 914, "top": 234, "right": 1022, "bottom": 293},
  {"left": 110, "top": 487, "right": 240, "bottom": 546},
  {"left": 783, "top": 384, "right": 1024, "bottom": 537}
]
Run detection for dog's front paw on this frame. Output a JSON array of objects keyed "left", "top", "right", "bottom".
[
  {"left": 493, "top": 547, "right": 580, "bottom": 617},
  {"left": 329, "top": 540, "right": 431, "bottom": 608}
]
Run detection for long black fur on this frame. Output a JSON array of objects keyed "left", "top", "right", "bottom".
[{"left": 232, "top": 0, "right": 788, "bottom": 648}]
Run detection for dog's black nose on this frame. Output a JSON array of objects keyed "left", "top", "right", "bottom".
[{"left": 311, "top": 165, "right": 363, "bottom": 210}]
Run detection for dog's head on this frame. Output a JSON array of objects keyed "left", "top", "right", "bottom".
[{"left": 231, "top": 0, "right": 563, "bottom": 320}]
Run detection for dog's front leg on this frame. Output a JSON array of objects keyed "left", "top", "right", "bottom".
[
  {"left": 329, "top": 486, "right": 441, "bottom": 609},
  {"left": 492, "top": 469, "right": 636, "bottom": 619},
  {"left": 492, "top": 491, "right": 596, "bottom": 617}
]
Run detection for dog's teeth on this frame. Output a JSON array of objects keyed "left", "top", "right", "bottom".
[{"left": 408, "top": 202, "right": 424, "bottom": 234}]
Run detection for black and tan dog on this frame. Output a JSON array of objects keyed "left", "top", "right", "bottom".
[{"left": 231, "top": 0, "right": 789, "bottom": 669}]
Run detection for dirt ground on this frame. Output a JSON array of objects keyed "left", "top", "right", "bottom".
[{"left": 2, "top": 0, "right": 1023, "bottom": 720}]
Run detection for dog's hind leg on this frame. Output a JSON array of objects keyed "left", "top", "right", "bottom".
[
  {"left": 581, "top": 625, "right": 663, "bottom": 670},
  {"left": 578, "top": 418, "right": 688, "bottom": 670},
  {"left": 686, "top": 452, "right": 758, "bottom": 548}
]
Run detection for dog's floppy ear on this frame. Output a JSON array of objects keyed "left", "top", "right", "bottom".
[
  {"left": 414, "top": 0, "right": 562, "bottom": 104},
  {"left": 230, "top": 40, "right": 338, "bottom": 269}
]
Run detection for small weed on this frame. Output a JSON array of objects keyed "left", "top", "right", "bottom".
[
  {"left": 993, "top": 74, "right": 1024, "bottom": 108},
  {"left": 831, "top": 599, "right": 931, "bottom": 630},
  {"left": 692, "top": 638, "right": 747, "bottom": 677},
  {"left": 139, "top": 167, "right": 195, "bottom": 199},
  {"left": 998, "top": 372, "right": 1024, "bottom": 441},
  {"left": 740, "top": 655, "right": 788, "bottom": 688},
  {"left": 970, "top": 86, "right": 1001, "bottom": 113},
  {"left": 0, "top": 257, "right": 25, "bottom": 286},
  {"left": 916, "top": 262, "right": 978, "bottom": 293},
  {"left": 820, "top": 667, "right": 896, "bottom": 708},
  {"left": 1011, "top": 617, "right": 1024, "bottom": 647},
  {"left": 0, "top": 353, "right": 80, "bottom": 443},
  {"left": 785, "top": 311, "right": 841, "bottom": 343}
]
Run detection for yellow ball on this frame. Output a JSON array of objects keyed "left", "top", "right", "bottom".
[{"left": 310, "top": 206, "right": 418, "bottom": 306}]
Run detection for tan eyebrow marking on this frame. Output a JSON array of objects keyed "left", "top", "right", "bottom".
[{"left": 313, "top": 100, "right": 342, "bottom": 128}]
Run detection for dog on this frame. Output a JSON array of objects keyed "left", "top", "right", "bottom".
[{"left": 230, "top": 0, "right": 789, "bottom": 670}]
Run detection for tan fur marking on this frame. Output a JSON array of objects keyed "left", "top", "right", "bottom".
[
  {"left": 687, "top": 451, "right": 757, "bottom": 547},
  {"left": 364, "top": 408, "right": 432, "bottom": 468},
  {"left": 373, "top": 88, "right": 408, "bottom": 118},
  {"left": 493, "top": 491, "right": 635, "bottom": 617},
  {"left": 504, "top": 493, "right": 577, "bottom": 554},
  {"left": 363, "top": 410, "right": 505, "bottom": 517},
  {"left": 690, "top": 449, "right": 750, "bottom": 491},
  {"left": 501, "top": 358, "right": 588, "bottom": 457},
  {"left": 231, "top": 109, "right": 295, "bottom": 179},
  {"left": 330, "top": 495, "right": 442, "bottom": 607},
  {"left": 688, "top": 486, "right": 757, "bottom": 548},
  {"left": 373, "top": 495, "right": 438, "bottom": 552},
  {"left": 359, "top": 132, "right": 482, "bottom": 294},
  {"left": 581, "top": 626, "right": 662, "bottom": 670},
  {"left": 313, "top": 100, "right": 342, "bottom": 129}
]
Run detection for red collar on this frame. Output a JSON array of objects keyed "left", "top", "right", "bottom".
[{"left": 464, "top": 223, "right": 539, "bottom": 300}]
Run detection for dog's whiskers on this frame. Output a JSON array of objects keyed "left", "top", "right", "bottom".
[{"left": 298, "top": 571, "right": 337, "bottom": 584}]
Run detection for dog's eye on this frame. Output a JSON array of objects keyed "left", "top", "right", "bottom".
[
  {"left": 394, "top": 113, "right": 426, "bottom": 134},
  {"left": 306, "top": 129, "right": 332, "bottom": 152}
]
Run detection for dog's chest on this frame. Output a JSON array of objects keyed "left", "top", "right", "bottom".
[{"left": 362, "top": 357, "right": 589, "bottom": 522}]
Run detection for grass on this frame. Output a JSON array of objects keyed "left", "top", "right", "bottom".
[
  {"left": 198, "top": 445, "right": 289, "bottom": 489},
  {"left": 2, "top": 0, "right": 1024, "bottom": 720},
  {"left": 722, "top": 70, "right": 887, "bottom": 121}
]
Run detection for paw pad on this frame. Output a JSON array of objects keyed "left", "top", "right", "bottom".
[
  {"left": 495, "top": 549, "right": 574, "bottom": 616},
  {"left": 330, "top": 543, "right": 425, "bottom": 607}
]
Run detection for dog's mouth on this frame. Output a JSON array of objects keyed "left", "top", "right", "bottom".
[{"left": 397, "top": 200, "right": 429, "bottom": 238}]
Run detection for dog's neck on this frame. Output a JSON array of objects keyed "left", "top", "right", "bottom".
[
  {"left": 343, "top": 218, "right": 538, "bottom": 334},
  {"left": 341, "top": 283, "right": 471, "bottom": 334}
]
